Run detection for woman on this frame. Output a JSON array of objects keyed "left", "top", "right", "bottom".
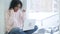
[{"left": 5, "top": 0, "right": 38, "bottom": 34}]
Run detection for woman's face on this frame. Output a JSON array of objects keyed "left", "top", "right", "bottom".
[{"left": 14, "top": 4, "right": 21, "bottom": 12}]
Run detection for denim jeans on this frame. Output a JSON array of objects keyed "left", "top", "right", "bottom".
[{"left": 7, "top": 26, "right": 38, "bottom": 34}]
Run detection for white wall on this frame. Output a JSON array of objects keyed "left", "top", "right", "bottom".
[{"left": 0, "top": 0, "right": 5, "bottom": 34}]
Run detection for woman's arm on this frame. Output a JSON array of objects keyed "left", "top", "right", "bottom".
[
  {"left": 5, "top": 10, "right": 14, "bottom": 32},
  {"left": 19, "top": 9, "right": 26, "bottom": 29}
]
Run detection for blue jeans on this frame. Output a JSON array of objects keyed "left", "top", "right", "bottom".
[{"left": 8, "top": 26, "right": 38, "bottom": 34}]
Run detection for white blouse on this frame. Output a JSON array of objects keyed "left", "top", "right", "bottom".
[
  {"left": 13, "top": 10, "right": 23, "bottom": 29},
  {"left": 5, "top": 9, "right": 25, "bottom": 32}
]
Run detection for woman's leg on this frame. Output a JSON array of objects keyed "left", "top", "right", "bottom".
[
  {"left": 24, "top": 26, "right": 38, "bottom": 34},
  {"left": 8, "top": 27, "right": 26, "bottom": 34}
]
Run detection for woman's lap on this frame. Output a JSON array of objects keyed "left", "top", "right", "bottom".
[
  {"left": 8, "top": 26, "right": 38, "bottom": 34},
  {"left": 8, "top": 27, "right": 26, "bottom": 34}
]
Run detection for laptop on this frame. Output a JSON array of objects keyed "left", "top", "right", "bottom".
[{"left": 23, "top": 19, "right": 36, "bottom": 31}]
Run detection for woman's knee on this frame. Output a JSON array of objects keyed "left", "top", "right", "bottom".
[{"left": 8, "top": 27, "right": 23, "bottom": 34}]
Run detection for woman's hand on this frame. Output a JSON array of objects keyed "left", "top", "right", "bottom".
[
  {"left": 21, "top": 9, "right": 26, "bottom": 19},
  {"left": 22, "top": 9, "right": 26, "bottom": 12}
]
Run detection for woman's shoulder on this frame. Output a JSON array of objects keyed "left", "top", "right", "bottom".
[
  {"left": 6, "top": 9, "right": 14, "bottom": 13},
  {"left": 5, "top": 9, "right": 13, "bottom": 15},
  {"left": 7, "top": 8, "right": 14, "bottom": 11}
]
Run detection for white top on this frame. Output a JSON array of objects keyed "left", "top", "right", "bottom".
[
  {"left": 12, "top": 10, "right": 23, "bottom": 29},
  {"left": 5, "top": 9, "right": 24, "bottom": 32}
]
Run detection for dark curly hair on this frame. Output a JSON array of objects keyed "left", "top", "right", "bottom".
[{"left": 9, "top": 0, "right": 22, "bottom": 9}]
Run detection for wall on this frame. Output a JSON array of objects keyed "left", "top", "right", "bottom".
[{"left": 0, "top": 0, "right": 5, "bottom": 34}]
